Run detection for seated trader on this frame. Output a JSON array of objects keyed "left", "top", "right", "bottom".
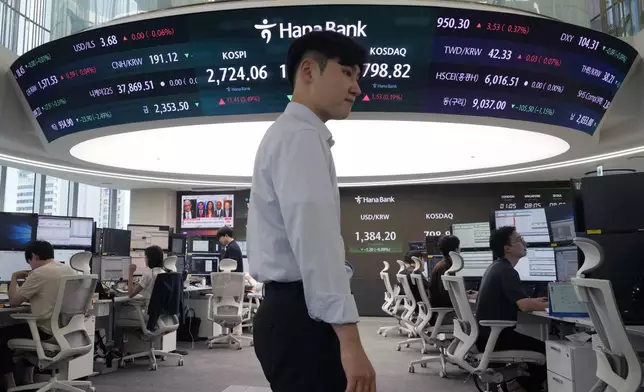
[
  {"left": 2, "top": 240, "right": 76, "bottom": 390},
  {"left": 117, "top": 245, "right": 166, "bottom": 321},
  {"left": 428, "top": 235, "right": 460, "bottom": 325},
  {"left": 217, "top": 226, "right": 243, "bottom": 272},
  {"left": 476, "top": 226, "right": 548, "bottom": 392},
  {"left": 398, "top": 250, "right": 429, "bottom": 303}
]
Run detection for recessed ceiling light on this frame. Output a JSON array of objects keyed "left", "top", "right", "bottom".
[{"left": 69, "top": 120, "right": 570, "bottom": 177}]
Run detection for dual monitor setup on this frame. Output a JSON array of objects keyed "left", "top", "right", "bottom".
[
  {"left": 182, "top": 236, "right": 248, "bottom": 277},
  {"left": 0, "top": 212, "right": 94, "bottom": 281},
  {"left": 421, "top": 204, "right": 579, "bottom": 285}
]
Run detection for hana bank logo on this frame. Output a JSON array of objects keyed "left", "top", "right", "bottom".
[
  {"left": 355, "top": 196, "right": 395, "bottom": 204},
  {"left": 254, "top": 19, "right": 277, "bottom": 43},
  {"left": 254, "top": 19, "right": 368, "bottom": 44}
]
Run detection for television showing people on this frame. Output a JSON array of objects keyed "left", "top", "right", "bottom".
[{"left": 181, "top": 195, "right": 234, "bottom": 228}]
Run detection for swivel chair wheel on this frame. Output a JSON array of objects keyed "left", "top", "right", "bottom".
[
  {"left": 250, "top": 340, "right": 254, "bottom": 347},
  {"left": 89, "top": 388, "right": 96, "bottom": 392},
  {"left": 405, "top": 343, "right": 410, "bottom": 348},
  {"left": 178, "top": 359, "right": 184, "bottom": 366},
  {"left": 161, "top": 356, "right": 167, "bottom": 362},
  {"left": 382, "top": 332, "right": 388, "bottom": 337},
  {"left": 236, "top": 343, "right": 243, "bottom": 350},
  {"left": 377, "top": 330, "right": 382, "bottom": 335},
  {"left": 149, "top": 363, "right": 158, "bottom": 371},
  {"left": 420, "top": 363, "right": 427, "bottom": 368},
  {"left": 421, "top": 348, "right": 428, "bottom": 354},
  {"left": 439, "top": 371, "right": 446, "bottom": 378},
  {"left": 118, "top": 360, "right": 127, "bottom": 368},
  {"left": 208, "top": 343, "right": 214, "bottom": 349},
  {"left": 408, "top": 365, "right": 415, "bottom": 373},
  {"left": 396, "top": 345, "right": 401, "bottom": 351}
]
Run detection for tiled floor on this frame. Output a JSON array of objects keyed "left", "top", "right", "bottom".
[{"left": 91, "top": 317, "right": 474, "bottom": 392}]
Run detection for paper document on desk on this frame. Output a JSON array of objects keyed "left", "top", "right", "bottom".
[{"left": 565, "top": 332, "right": 591, "bottom": 344}]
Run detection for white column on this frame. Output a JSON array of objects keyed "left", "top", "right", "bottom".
[{"left": 129, "top": 189, "right": 177, "bottom": 228}]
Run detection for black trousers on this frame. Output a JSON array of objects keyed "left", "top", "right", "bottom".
[
  {"left": 477, "top": 329, "right": 546, "bottom": 392},
  {"left": 0, "top": 324, "right": 52, "bottom": 374},
  {"left": 253, "top": 281, "right": 346, "bottom": 392}
]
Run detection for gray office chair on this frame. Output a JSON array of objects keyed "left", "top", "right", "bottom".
[
  {"left": 9, "top": 275, "right": 98, "bottom": 392},
  {"left": 117, "top": 273, "right": 184, "bottom": 371},
  {"left": 571, "top": 237, "right": 642, "bottom": 392},
  {"left": 207, "top": 271, "right": 253, "bottom": 349},
  {"left": 163, "top": 255, "right": 178, "bottom": 272},
  {"left": 69, "top": 252, "right": 92, "bottom": 275},
  {"left": 439, "top": 251, "right": 545, "bottom": 385},
  {"left": 377, "top": 261, "right": 407, "bottom": 337}
]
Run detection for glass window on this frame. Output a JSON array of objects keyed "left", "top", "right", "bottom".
[
  {"left": 3, "top": 168, "right": 36, "bottom": 213},
  {"left": 115, "top": 189, "right": 131, "bottom": 229},
  {"left": 41, "top": 175, "right": 70, "bottom": 216},
  {"left": 76, "top": 183, "right": 110, "bottom": 227}
]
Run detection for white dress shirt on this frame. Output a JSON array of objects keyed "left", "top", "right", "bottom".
[{"left": 247, "top": 102, "right": 359, "bottom": 325}]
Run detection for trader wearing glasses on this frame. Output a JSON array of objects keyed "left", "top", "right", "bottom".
[{"left": 475, "top": 226, "right": 549, "bottom": 392}]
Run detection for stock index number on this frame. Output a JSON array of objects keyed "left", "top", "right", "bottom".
[{"left": 437, "top": 17, "right": 470, "bottom": 29}]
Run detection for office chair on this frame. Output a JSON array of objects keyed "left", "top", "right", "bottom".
[
  {"left": 395, "top": 260, "right": 420, "bottom": 340},
  {"left": 219, "top": 258, "right": 238, "bottom": 272},
  {"left": 8, "top": 275, "right": 98, "bottom": 392},
  {"left": 571, "top": 237, "right": 642, "bottom": 392},
  {"left": 163, "top": 255, "right": 178, "bottom": 272},
  {"left": 117, "top": 273, "right": 184, "bottom": 371},
  {"left": 403, "top": 257, "right": 454, "bottom": 356},
  {"left": 207, "top": 271, "right": 253, "bottom": 349},
  {"left": 377, "top": 261, "right": 408, "bottom": 337},
  {"left": 69, "top": 251, "right": 92, "bottom": 275},
  {"left": 438, "top": 251, "right": 545, "bottom": 386}
]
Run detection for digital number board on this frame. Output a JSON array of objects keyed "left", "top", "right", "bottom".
[{"left": 10, "top": 4, "right": 638, "bottom": 142}]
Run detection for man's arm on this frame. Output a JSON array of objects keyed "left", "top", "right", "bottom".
[
  {"left": 10, "top": 270, "right": 36, "bottom": 307},
  {"left": 501, "top": 269, "right": 547, "bottom": 312},
  {"left": 274, "top": 129, "right": 358, "bottom": 325}
]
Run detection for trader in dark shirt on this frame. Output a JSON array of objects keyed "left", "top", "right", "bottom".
[
  {"left": 428, "top": 235, "right": 460, "bottom": 325},
  {"left": 217, "top": 226, "right": 243, "bottom": 272},
  {"left": 476, "top": 226, "right": 548, "bottom": 392},
  {"left": 398, "top": 250, "right": 428, "bottom": 303}
]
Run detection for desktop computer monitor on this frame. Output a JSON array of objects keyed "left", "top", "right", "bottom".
[
  {"left": 494, "top": 208, "right": 550, "bottom": 244},
  {"left": 555, "top": 246, "right": 580, "bottom": 282},
  {"left": 99, "top": 256, "right": 130, "bottom": 281},
  {"left": 128, "top": 225, "right": 170, "bottom": 250},
  {"left": 0, "top": 213, "right": 37, "bottom": 251},
  {"left": 456, "top": 250, "right": 494, "bottom": 277},
  {"left": 37, "top": 216, "right": 93, "bottom": 249},
  {"left": 130, "top": 250, "right": 148, "bottom": 276},
  {"left": 190, "top": 256, "right": 219, "bottom": 275},
  {"left": 545, "top": 205, "right": 576, "bottom": 243},
  {"left": 516, "top": 247, "right": 557, "bottom": 282},
  {"left": 0, "top": 251, "right": 28, "bottom": 281},
  {"left": 452, "top": 222, "right": 491, "bottom": 249},
  {"left": 53, "top": 249, "right": 84, "bottom": 264}
]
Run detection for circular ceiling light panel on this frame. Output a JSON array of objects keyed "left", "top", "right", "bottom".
[{"left": 69, "top": 120, "right": 570, "bottom": 177}]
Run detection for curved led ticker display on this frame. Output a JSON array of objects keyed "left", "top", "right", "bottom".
[{"left": 10, "top": 4, "right": 639, "bottom": 142}]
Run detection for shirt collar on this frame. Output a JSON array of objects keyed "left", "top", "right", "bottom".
[{"left": 284, "top": 102, "right": 334, "bottom": 147}]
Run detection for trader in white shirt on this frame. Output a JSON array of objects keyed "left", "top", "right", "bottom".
[{"left": 247, "top": 31, "right": 375, "bottom": 392}]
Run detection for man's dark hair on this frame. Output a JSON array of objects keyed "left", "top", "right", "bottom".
[
  {"left": 216, "top": 226, "right": 234, "bottom": 239},
  {"left": 489, "top": 226, "right": 517, "bottom": 259},
  {"left": 24, "top": 240, "right": 55, "bottom": 262},
  {"left": 286, "top": 31, "right": 368, "bottom": 86},
  {"left": 404, "top": 250, "right": 424, "bottom": 265},
  {"left": 438, "top": 235, "right": 460, "bottom": 259},
  {"left": 144, "top": 245, "right": 165, "bottom": 269}
]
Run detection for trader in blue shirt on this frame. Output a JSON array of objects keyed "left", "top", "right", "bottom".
[{"left": 247, "top": 31, "right": 375, "bottom": 392}]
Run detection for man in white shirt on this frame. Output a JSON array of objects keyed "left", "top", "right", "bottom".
[
  {"left": 3, "top": 241, "right": 76, "bottom": 390},
  {"left": 247, "top": 31, "right": 375, "bottom": 392}
]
